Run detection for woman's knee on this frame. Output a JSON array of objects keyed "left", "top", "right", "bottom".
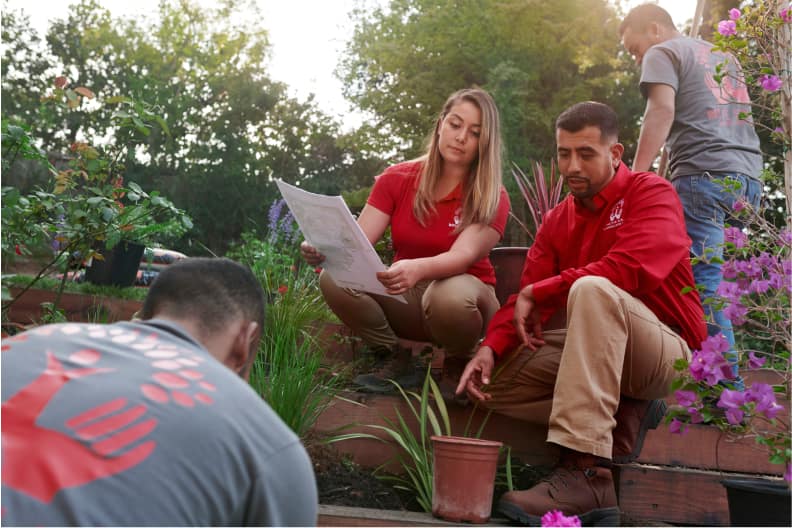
[{"left": 422, "top": 275, "right": 482, "bottom": 316}]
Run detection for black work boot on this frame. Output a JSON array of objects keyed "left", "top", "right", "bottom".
[
  {"left": 497, "top": 450, "right": 620, "bottom": 526},
  {"left": 353, "top": 344, "right": 423, "bottom": 394}
]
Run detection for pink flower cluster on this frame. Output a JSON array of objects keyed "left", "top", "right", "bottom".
[
  {"left": 759, "top": 74, "right": 783, "bottom": 92},
  {"left": 781, "top": 7, "right": 792, "bottom": 23},
  {"left": 717, "top": 382, "right": 785, "bottom": 425},
  {"left": 717, "top": 228, "right": 792, "bottom": 326},
  {"left": 689, "top": 334, "right": 734, "bottom": 385},
  {"left": 718, "top": 19, "right": 737, "bottom": 36},
  {"left": 541, "top": 510, "right": 581, "bottom": 527}
]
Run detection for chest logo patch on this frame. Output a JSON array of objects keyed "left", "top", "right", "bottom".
[
  {"left": 604, "top": 199, "right": 625, "bottom": 231},
  {"left": 448, "top": 207, "right": 462, "bottom": 229}
]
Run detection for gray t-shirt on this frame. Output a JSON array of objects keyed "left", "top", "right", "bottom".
[
  {"left": 1, "top": 320, "right": 318, "bottom": 526},
  {"left": 640, "top": 35, "right": 762, "bottom": 179}
]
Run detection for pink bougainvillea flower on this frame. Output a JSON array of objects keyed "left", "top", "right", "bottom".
[
  {"left": 723, "top": 301, "right": 749, "bottom": 326},
  {"left": 746, "top": 351, "right": 766, "bottom": 370},
  {"left": 781, "top": 8, "right": 792, "bottom": 23},
  {"left": 669, "top": 418, "right": 688, "bottom": 435},
  {"left": 541, "top": 510, "right": 581, "bottom": 527},
  {"left": 748, "top": 279, "right": 770, "bottom": 294},
  {"left": 724, "top": 226, "right": 748, "bottom": 248},
  {"left": 675, "top": 390, "right": 698, "bottom": 408},
  {"left": 746, "top": 383, "right": 785, "bottom": 420},
  {"left": 718, "top": 19, "right": 737, "bottom": 36},
  {"left": 689, "top": 407, "right": 705, "bottom": 424},
  {"left": 729, "top": 8, "right": 741, "bottom": 20},
  {"left": 780, "top": 229, "right": 792, "bottom": 246},
  {"left": 785, "top": 463, "right": 791, "bottom": 483},
  {"left": 759, "top": 74, "right": 782, "bottom": 92},
  {"left": 717, "top": 389, "right": 747, "bottom": 425},
  {"left": 732, "top": 199, "right": 746, "bottom": 212},
  {"left": 689, "top": 334, "right": 734, "bottom": 385},
  {"left": 718, "top": 388, "right": 746, "bottom": 409}
]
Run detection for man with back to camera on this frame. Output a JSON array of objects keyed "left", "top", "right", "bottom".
[
  {"left": 620, "top": 3, "right": 763, "bottom": 384},
  {"left": 1, "top": 257, "right": 318, "bottom": 526},
  {"left": 456, "top": 101, "right": 707, "bottom": 525}
]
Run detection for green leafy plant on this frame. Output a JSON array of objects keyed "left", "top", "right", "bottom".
[
  {"left": 2, "top": 77, "right": 192, "bottom": 315},
  {"left": 330, "top": 368, "right": 502, "bottom": 512},
  {"left": 232, "top": 219, "right": 340, "bottom": 438},
  {"left": 248, "top": 269, "right": 342, "bottom": 438},
  {"left": 511, "top": 160, "right": 564, "bottom": 242},
  {"left": 331, "top": 369, "right": 451, "bottom": 511}
]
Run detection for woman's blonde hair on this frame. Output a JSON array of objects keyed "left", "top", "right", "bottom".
[{"left": 413, "top": 88, "right": 503, "bottom": 231}]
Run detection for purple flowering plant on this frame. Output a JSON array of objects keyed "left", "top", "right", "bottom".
[
  {"left": 712, "top": 1, "right": 791, "bottom": 176},
  {"left": 541, "top": 510, "right": 581, "bottom": 527},
  {"left": 227, "top": 198, "right": 315, "bottom": 299},
  {"left": 667, "top": 197, "right": 791, "bottom": 481}
]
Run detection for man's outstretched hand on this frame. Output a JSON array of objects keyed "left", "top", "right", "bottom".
[
  {"left": 456, "top": 346, "right": 495, "bottom": 402},
  {"left": 514, "top": 285, "right": 546, "bottom": 350}
]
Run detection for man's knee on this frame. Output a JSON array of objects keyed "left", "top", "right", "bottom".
[
  {"left": 567, "top": 276, "right": 626, "bottom": 315},
  {"left": 569, "top": 275, "right": 614, "bottom": 298}
]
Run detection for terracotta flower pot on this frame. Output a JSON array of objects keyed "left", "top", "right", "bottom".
[
  {"left": 489, "top": 246, "right": 528, "bottom": 305},
  {"left": 431, "top": 435, "right": 502, "bottom": 524}
]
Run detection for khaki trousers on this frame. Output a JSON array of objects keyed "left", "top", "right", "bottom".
[
  {"left": 319, "top": 271, "right": 500, "bottom": 355},
  {"left": 482, "top": 276, "right": 690, "bottom": 459}
]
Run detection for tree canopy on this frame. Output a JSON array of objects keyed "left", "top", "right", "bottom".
[
  {"left": 2, "top": 0, "right": 382, "bottom": 252},
  {"left": 339, "top": 0, "right": 644, "bottom": 166}
]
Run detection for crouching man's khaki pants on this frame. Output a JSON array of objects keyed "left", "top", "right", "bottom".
[{"left": 481, "top": 276, "right": 691, "bottom": 459}]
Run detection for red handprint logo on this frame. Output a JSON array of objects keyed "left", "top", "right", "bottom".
[{"left": 2, "top": 351, "right": 158, "bottom": 503}]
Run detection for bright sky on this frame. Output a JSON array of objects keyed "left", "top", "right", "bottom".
[{"left": 4, "top": 0, "right": 698, "bottom": 130}]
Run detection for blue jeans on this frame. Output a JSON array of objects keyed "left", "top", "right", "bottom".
[{"left": 673, "top": 172, "right": 762, "bottom": 387}]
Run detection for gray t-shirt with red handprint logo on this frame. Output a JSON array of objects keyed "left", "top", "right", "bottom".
[
  {"left": 639, "top": 35, "right": 762, "bottom": 180},
  {"left": 1, "top": 320, "right": 318, "bottom": 526}
]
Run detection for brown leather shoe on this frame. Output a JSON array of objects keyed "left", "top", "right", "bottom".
[
  {"left": 497, "top": 457, "right": 619, "bottom": 526},
  {"left": 612, "top": 398, "right": 667, "bottom": 464}
]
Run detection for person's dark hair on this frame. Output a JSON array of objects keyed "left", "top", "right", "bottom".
[
  {"left": 140, "top": 257, "right": 265, "bottom": 334},
  {"left": 619, "top": 3, "right": 676, "bottom": 36},
  {"left": 555, "top": 101, "right": 619, "bottom": 142}
]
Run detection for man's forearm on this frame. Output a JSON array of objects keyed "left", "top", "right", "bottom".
[{"left": 633, "top": 105, "right": 674, "bottom": 173}]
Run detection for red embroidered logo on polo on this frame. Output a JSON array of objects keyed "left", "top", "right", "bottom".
[
  {"left": 604, "top": 199, "right": 625, "bottom": 231},
  {"left": 448, "top": 207, "right": 462, "bottom": 229}
]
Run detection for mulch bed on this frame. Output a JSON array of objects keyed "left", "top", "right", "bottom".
[{"left": 308, "top": 437, "right": 419, "bottom": 511}]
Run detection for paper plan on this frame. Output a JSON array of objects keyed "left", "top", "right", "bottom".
[{"left": 275, "top": 179, "right": 406, "bottom": 303}]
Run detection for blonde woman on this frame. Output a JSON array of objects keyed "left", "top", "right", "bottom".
[{"left": 301, "top": 88, "right": 510, "bottom": 393}]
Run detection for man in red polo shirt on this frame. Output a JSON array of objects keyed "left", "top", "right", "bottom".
[{"left": 457, "top": 101, "right": 706, "bottom": 525}]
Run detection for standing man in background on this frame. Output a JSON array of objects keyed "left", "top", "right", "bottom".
[{"left": 620, "top": 3, "right": 763, "bottom": 381}]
